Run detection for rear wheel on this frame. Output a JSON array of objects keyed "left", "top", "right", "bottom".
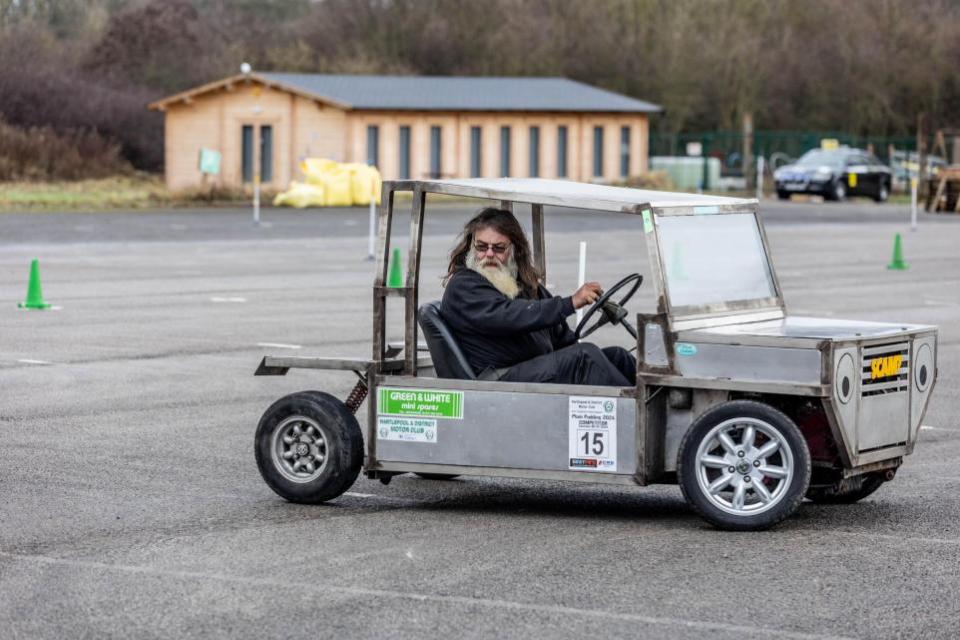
[
  {"left": 678, "top": 400, "right": 811, "bottom": 531},
  {"left": 827, "top": 179, "right": 847, "bottom": 201},
  {"left": 806, "top": 473, "right": 885, "bottom": 504},
  {"left": 874, "top": 181, "right": 890, "bottom": 203},
  {"left": 255, "top": 391, "right": 363, "bottom": 503}
]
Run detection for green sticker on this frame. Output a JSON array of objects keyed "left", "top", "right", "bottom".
[
  {"left": 642, "top": 209, "right": 653, "bottom": 233},
  {"left": 378, "top": 387, "right": 464, "bottom": 419},
  {"left": 676, "top": 343, "right": 698, "bottom": 356}
]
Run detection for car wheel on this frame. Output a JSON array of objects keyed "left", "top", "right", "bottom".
[
  {"left": 777, "top": 190, "right": 791, "bottom": 200},
  {"left": 255, "top": 391, "right": 363, "bottom": 503},
  {"left": 415, "top": 473, "right": 460, "bottom": 481},
  {"left": 874, "top": 181, "right": 890, "bottom": 203},
  {"left": 677, "top": 400, "right": 811, "bottom": 531},
  {"left": 806, "top": 473, "right": 885, "bottom": 504},
  {"left": 828, "top": 180, "right": 846, "bottom": 202}
]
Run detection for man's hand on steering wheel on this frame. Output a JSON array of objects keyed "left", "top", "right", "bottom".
[
  {"left": 573, "top": 273, "right": 643, "bottom": 341},
  {"left": 572, "top": 282, "right": 604, "bottom": 309}
]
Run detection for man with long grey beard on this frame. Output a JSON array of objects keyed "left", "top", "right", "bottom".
[{"left": 440, "top": 208, "right": 636, "bottom": 386}]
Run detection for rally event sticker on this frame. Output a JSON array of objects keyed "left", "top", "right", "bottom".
[
  {"left": 378, "top": 388, "right": 464, "bottom": 419},
  {"left": 568, "top": 396, "right": 618, "bottom": 472},
  {"left": 377, "top": 416, "right": 438, "bottom": 443}
]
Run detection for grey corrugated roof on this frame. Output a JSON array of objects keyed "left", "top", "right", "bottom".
[{"left": 258, "top": 73, "right": 661, "bottom": 113}]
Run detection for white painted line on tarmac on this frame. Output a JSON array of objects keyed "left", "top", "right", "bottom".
[
  {"left": 923, "top": 298, "right": 959, "bottom": 307},
  {"left": 257, "top": 342, "right": 301, "bottom": 350},
  {"left": 921, "top": 425, "right": 952, "bottom": 432},
  {"left": 0, "top": 550, "right": 854, "bottom": 640},
  {"left": 831, "top": 531, "right": 960, "bottom": 547},
  {"left": 343, "top": 492, "right": 376, "bottom": 498},
  {"left": 210, "top": 296, "right": 247, "bottom": 303},
  {"left": 17, "top": 359, "right": 51, "bottom": 365}
]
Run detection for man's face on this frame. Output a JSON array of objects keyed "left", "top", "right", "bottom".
[{"left": 472, "top": 227, "right": 512, "bottom": 269}]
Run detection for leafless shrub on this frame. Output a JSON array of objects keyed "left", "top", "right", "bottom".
[{"left": 0, "top": 117, "right": 131, "bottom": 181}]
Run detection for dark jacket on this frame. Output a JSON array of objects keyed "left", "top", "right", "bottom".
[{"left": 440, "top": 268, "right": 577, "bottom": 374}]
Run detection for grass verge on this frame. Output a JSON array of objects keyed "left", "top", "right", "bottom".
[{"left": 0, "top": 175, "right": 267, "bottom": 211}]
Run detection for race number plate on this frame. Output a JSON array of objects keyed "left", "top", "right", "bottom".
[{"left": 568, "top": 396, "right": 618, "bottom": 472}]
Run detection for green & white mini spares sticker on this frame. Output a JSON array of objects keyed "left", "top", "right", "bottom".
[{"left": 378, "top": 388, "right": 464, "bottom": 419}]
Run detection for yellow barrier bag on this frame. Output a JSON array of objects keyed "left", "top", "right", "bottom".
[
  {"left": 321, "top": 168, "right": 353, "bottom": 206},
  {"left": 346, "top": 163, "right": 382, "bottom": 205},
  {"left": 300, "top": 158, "right": 338, "bottom": 185},
  {"left": 272, "top": 181, "right": 325, "bottom": 209},
  {"left": 274, "top": 158, "right": 381, "bottom": 207}
]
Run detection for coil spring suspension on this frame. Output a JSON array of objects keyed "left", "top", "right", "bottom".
[{"left": 344, "top": 379, "right": 368, "bottom": 414}]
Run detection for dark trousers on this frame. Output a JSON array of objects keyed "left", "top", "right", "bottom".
[{"left": 499, "top": 343, "right": 637, "bottom": 386}]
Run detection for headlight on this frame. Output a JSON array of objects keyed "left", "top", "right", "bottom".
[{"left": 835, "top": 353, "right": 856, "bottom": 404}]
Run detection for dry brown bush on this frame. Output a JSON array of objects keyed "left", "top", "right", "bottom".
[{"left": 0, "top": 117, "right": 131, "bottom": 181}]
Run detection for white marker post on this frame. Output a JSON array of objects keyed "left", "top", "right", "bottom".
[
  {"left": 367, "top": 174, "right": 377, "bottom": 261},
  {"left": 756, "top": 156, "right": 764, "bottom": 201},
  {"left": 910, "top": 177, "right": 918, "bottom": 231},
  {"left": 253, "top": 173, "right": 261, "bottom": 227},
  {"left": 576, "top": 241, "right": 587, "bottom": 327}
]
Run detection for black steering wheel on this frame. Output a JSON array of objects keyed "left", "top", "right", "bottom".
[{"left": 574, "top": 273, "right": 643, "bottom": 341}]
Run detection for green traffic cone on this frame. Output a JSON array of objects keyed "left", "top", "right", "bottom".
[
  {"left": 886, "top": 233, "right": 908, "bottom": 270},
  {"left": 387, "top": 248, "right": 405, "bottom": 287},
  {"left": 18, "top": 258, "right": 52, "bottom": 309}
]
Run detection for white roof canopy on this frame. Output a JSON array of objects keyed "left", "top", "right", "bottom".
[{"left": 409, "top": 178, "right": 754, "bottom": 212}]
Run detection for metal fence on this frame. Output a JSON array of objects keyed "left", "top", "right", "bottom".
[{"left": 650, "top": 130, "right": 920, "bottom": 176}]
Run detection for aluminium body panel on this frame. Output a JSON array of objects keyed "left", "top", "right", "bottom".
[
  {"left": 373, "top": 384, "right": 637, "bottom": 476},
  {"left": 669, "top": 342, "right": 822, "bottom": 387}
]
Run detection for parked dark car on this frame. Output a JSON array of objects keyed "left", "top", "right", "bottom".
[{"left": 774, "top": 148, "right": 892, "bottom": 202}]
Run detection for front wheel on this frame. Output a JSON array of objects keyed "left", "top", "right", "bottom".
[
  {"left": 255, "top": 391, "right": 363, "bottom": 503},
  {"left": 677, "top": 400, "right": 811, "bottom": 531},
  {"left": 828, "top": 179, "right": 847, "bottom": 202}
]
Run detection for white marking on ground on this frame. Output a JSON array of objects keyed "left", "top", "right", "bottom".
[
  {"left": 831, "top": 531, "right": 960, "bottom": 547},
  {"left": 256, "top": 342, "right": 301, "bottom": 350},
  {"left": 343, "top": 492, "right": 375, "bottom": 498},
  {"left": 17, "top": 359, "right": 51, "bottom": 365},
  {"left": 0, "top": 550, "right": 853, "bottom": 640},
  {"left": 921, "top": 425, "right": 952, "bottom": 432},
  {"left": 923, "top": 298, "right": 960, "bottom": 307},
  {"left": 210, "top": 296, "right": 246, "bottom": 303}
]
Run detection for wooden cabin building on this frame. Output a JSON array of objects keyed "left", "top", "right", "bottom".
[{"left": 149, "top": 73, "right": 661, "bottom": 191}]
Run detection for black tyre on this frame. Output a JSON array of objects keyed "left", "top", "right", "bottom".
[
  {"left": 255, "top": 391, "right": 363, "bottom": 504},
  {"left": 806, "top": 473, "right": 885, "bottom": 504},
  {"left": 827, "top": 179, "right": 846, "bottom": 201},
  {"left": 777, "top": 190, "right": 791, "bottom": 200},
  {"left": 874, "top": 180, "right": 890, "bottom": 203},
  {"left": 414, "top": 473, "right": 460, "bottom": 481},
  {"left": 677, "top": 400, "right": 811, "bottom": 531}
]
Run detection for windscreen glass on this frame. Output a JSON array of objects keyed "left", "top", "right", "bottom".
[
  {"left": 796, "top": 150, "right": 845, "bottom": 168},
  {"left": 657, "top": 212, "right": 777, "bottom": 309}
]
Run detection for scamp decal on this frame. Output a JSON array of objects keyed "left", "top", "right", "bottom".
[{"left": 870, "top": 355, "right": 903, "bottom": 380}]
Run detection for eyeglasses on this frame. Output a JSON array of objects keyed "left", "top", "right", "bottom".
[{"left": 474, "top": 242, "right": 511, "bottom": 255}]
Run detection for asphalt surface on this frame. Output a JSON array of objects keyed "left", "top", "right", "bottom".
[{"left": 2, "top": 197, "right": 959, "bottom": 639}]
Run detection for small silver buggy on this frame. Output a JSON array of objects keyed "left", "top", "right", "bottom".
[{"left": 254, "top": 178, "right": 938, "bottom": 530}]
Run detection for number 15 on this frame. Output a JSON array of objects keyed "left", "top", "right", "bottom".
[{"left": 580, "top": 431, "right": 604, "bottom": 455}]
